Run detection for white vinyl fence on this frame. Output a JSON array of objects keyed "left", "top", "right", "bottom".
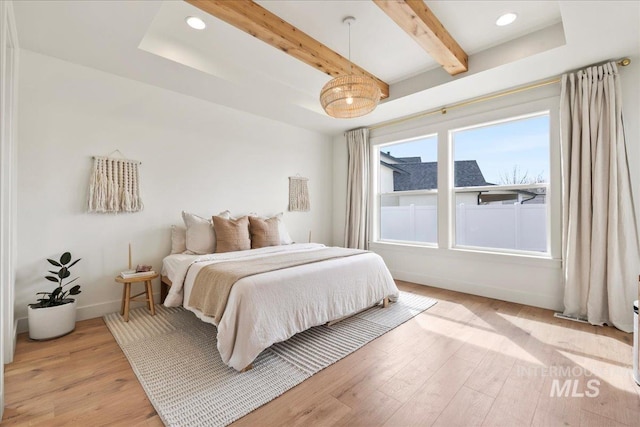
[{"left": 380, "top": 204, "right": 547, "bottom": 252}]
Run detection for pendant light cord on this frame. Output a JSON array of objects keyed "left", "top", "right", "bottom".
[{"left": 348, "top": 20, "right": 352, "bottom": 75}]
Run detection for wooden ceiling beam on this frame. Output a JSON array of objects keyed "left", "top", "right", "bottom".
[
  {"left": 185, "top": 0, "right": 389, "bottom": 99},
  {"left": 373, "top": 0, "right": 468, "bottom": 76}
]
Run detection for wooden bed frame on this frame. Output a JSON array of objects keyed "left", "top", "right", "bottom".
[{"left": 160, "top": 275, "right": 172, "bottom": 303}]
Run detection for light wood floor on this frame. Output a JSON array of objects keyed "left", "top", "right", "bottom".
[{"left": 3, "top": 281, "right": 639, "bottom": 426}]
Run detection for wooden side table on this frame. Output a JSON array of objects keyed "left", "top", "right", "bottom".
[{"left": 115, "top": 273, "right": 159, "bottom": 322}]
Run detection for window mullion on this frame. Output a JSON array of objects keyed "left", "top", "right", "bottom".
[
  {"left": 437, "top": 129, "right": 452, "bottom": 249},
  {"left": 548, "top": 100, "right": 561, "bottom": 258}
]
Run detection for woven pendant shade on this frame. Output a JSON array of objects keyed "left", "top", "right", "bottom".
[
  {"left": 320, "top": 16, "right": 381, "bottom": 119},
  {"left": 320, "top": 74, "right": 381, "bottom": 118}
]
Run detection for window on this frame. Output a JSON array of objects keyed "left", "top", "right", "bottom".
[
  {"left": 378, "top": 135, "right": 438, "bottom": 244},
  {"left": 374, "top": 99, "right": 557, "bottom": 258},
  {"left": 453, "top": 114, "right": 550, "bottom": 253}
]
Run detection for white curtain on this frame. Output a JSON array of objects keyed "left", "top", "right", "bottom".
[
  {"left": 344, "top": 128, "right": 370, "bottom": 249},
  {"left": 561, "top": 61, "right": 639, "bottom": 332}
]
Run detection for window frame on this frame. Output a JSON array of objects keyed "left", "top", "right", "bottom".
[
  {"left": 371, "top": 96, "right": 561, "bottom": 260},
  {"left": 451, "top": 111, "right": 552, "bottom": 255}
]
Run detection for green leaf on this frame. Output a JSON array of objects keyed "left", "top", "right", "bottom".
[
  {"left": 61, "top": 269, "right": 71, "bottom": 279},
  {"left": 69, "top": 285, "right": 81, "bottom": 295},
  {"left": 48, "top": 270, "right": 59, "bottom": 275},
  {"left": 47, "top": 258, "right": 62, "bottom": 267},
  {"left": 60, "top": 252, "right": 71, "bottom": 265},
  {"left": 57, "top": 267, "right": 68, "bottom": 279},
  {"left": 45, "top": 276, "right": 59, "bottom": 282},
  {"left": 67, "top": 258, "right": 81, "bottom": 269},
  {"left": 51, "top": 288, "right": 62, "bottom": 299},
  {"left": 63, "top": 277, "right": 78, "bottom": 287}
]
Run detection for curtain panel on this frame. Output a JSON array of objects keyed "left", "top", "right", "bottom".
[
  {"left": 344, "top": 128, "right": 370, "bottom": 250},
  {"left": 560, "top": 61, "right": 639, "bottom": 332}
]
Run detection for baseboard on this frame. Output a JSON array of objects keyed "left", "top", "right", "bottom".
[
  {"left": 16, "top": 292, "right": 162, "bottom": 334},
  {"left": 553, "top": 312, "right": 589, "bottom": 323},
  {"left": 391, "top": 269, "right": 563, "bottom": 312},
  {"left": 1, "top": 321, "right": 18, "bottom": 365}
]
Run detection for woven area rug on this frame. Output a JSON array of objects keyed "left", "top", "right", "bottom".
[{"left": 104, "top": 291, "right": 437, "bottom": 426}]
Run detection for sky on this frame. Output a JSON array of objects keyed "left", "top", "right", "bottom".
[{"left": 381, "top": 114, "right": 550, "bottom": 185}]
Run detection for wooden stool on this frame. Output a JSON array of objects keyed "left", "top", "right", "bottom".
[{"left": 114, "top": 273, "right": 159, "bottom": 322}]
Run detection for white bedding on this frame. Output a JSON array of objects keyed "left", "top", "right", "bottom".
[{"left": 163, "top": 243, "right": 399, "bottom": 371}]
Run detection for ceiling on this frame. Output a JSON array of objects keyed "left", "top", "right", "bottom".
[{"left": 12, "top": 1, "right": 640, "bottom": 136}]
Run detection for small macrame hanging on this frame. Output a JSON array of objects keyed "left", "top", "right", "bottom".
[
  {"left": 289, "top": 175, "right": 310, "bottom": 212},
  {"left": 88, "top": 156, "right": 144, "bottom": 213}
]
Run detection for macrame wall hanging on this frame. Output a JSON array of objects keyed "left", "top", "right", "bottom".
[
  {"left": 87, "top": 153, "right": 144, "bottom": 213},
  {"left": 289, "top": 175, "right": 310, "bottom": 212}
]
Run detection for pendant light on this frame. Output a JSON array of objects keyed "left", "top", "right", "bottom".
[{"left": 320, "top": 17, "right": 381, "bottom": 119}]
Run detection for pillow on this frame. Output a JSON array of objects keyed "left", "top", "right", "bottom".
[
  {"left": 170, "top": 225, "right": 187, "bottom": 254},
  {"left": 274, "top": 213, "right": 294, "bottom": 245},
  {"left": 249, "top": 216, "right": 281, "bottom": 249},
  {"left": 182, "top": 210, "right": 230, "bottom": 254},
  {"left": 213, "top": 215, "right": 251, "bottom": 253},
  {"left": 248, "top": 212, "right": 293, "bottom": 245}
]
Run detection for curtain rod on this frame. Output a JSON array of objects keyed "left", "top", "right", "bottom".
[{"left": 368, "top": 57, "right": 631, "bottom": 132}]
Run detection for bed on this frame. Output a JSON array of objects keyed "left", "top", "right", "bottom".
[{"left": 162, "top": 243, "right": 399, "bottom": 371}]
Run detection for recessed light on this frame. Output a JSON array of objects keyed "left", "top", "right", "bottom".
[
  {"left": 496, "top": 12, "right": 517, "bottom": 27},
  {"left": 185, "top": 16, "right": 206, "bottom": 30}
]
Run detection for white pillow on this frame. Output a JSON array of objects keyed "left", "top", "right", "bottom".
[
  {"left": 248, "top": 212, "right": 293, "bottom": 245},
  {"left": 170, "top": 225, "right": 187, "bottom": 254},
  {"left": 274, "top": 212, "right": 293, "bottom": 245},
  {"left": 182, "top": 210, "right": 230, "bottom": 254}
]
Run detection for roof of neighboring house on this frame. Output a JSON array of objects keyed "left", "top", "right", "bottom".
[
  {"left": 380, "top": 152, "right": 422, "bottom": 164},
  {"left": 453, "top": 160, "right": 491, "bottom": 188},
  {"left": 380, "top": 161, "right": 408, "bottom": 174},
  {"left": 389, "top": 160, "right": 489, "bottom": 191},
  {"left": 391, "top": 162, "right": 437, "bottom": 191},
  {"left": 380, "top": 152, "right": 489, "bottom": 190}
]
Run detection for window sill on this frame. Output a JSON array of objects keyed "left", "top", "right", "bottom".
[{"left": 370, "top": 240, "right": 562, "bottom": 269}]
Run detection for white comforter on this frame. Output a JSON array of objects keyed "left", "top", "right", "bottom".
[{"left": 163, "top": 243, "right": 399, "bottom": 371}]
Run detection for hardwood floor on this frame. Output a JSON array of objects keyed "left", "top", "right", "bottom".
[{"left": 2, "top": 281, "right": 639, "bottom": 426}]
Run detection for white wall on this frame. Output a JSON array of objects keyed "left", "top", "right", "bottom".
[
  {"left": 379, "top": 166, "right": 394, "bottom": 194},
  {"left": 15, "top": 50, "right": 334, "bottom": 331},
  {"left": 0, "top": 0, "right": 18, "bottom": 416},
  {"left": 332, "top": 139, "right": 348, "bottom": 246},
  {"left": 333, "top": 63, "right": 640, "bottom": 311}
]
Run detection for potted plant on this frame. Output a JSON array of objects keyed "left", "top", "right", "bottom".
[{"left": 27, "top": 252, "right": 82, "bottom": 340}]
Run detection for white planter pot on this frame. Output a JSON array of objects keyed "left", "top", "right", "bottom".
[{"left": 27, "top": 300, "right": 77, "bottom": 340}]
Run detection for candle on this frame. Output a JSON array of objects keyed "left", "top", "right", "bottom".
[{"left": 128, "top": 243, "right": 132, "bottom": 270}]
